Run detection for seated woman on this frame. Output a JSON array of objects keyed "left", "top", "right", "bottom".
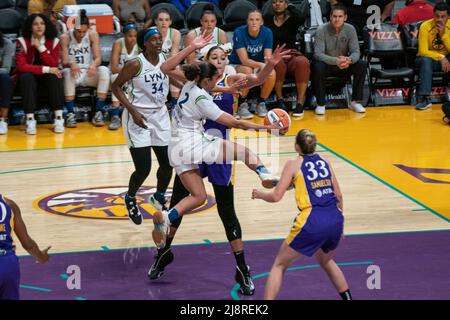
[
  {"left": 155, "top": 8, "right": 182, "bottom": 107},
  {"left": 228, "top": 10, "right": 276, "bottom": 119},
  {"left": 183, "top": 4, "right": 228, "bottom": 64},
  {"left": 0, "top": 31, "right": 14, "bottom": 135},
  {"left": 14, "top": 13, "right": 65, "bottom": 135},
  {"left": 109, "top": 23, "right": 139, "bottom": 130},
  {"left": 266, "top": 0, "right": 310, "bottom": 117},
  {"left": 113, "top": 0, "right": 152, "bottom": 29}
]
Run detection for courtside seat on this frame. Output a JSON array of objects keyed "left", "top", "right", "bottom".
[
  {"left": 222, "top": 0, "right": 257, "bottom": 31},
  {"left": 185, "top": 2, "right": 223, "bottom": 30},
  {"left": 0, "top": 8, "right": 24, "bottom": 36},
  {"left": 15, "top": 0, "right": 28, "bottom": 21}
]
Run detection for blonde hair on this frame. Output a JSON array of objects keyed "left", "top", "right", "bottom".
[{"left": 296, "top": 129, "right": 317, "bottom": 155}]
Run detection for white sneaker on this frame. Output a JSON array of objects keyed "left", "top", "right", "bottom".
[
  {"left": 0, "top": 121, "right": 7, "bottom": 135},
  {"left": 152, "top": 210, "right": 171, "bottom": 249},
  {"left": 315, "top": 106, "right": 326, "bottom": 115},
  {"left": 349, "top": 101, "right": 366, "bottom": 113},
  {"left": 25, "top": 119, "right": 37, "bottom": 135},
  {"left": 256, "top": 102, "right": 268, "bottom": 117},
  {"left": 258, "top": 172, "right": 280, "bottom": 189},
  {"left": 54, "top": 118, "right": 65, "bottom": 133}
]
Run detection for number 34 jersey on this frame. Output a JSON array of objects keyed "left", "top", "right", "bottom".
[
  {"left": 293, "top": 154, "right": 338, "bottom": 211},
  {"left": 127, "top": 53, "right": 169, "bottom": 110}
]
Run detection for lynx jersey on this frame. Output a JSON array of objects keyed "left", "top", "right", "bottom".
[{"left": 68, "top": 29, "right": 92, "bottom": 69}]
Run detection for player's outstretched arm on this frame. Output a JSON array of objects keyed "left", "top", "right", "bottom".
[
  {"left": 252, "top": 159, "right": 297, "bottom": 202},
  {"left": 6, "top": 198, "right": 51, "bottom": 264},
  {"left": 215, "top": 112, "right": 285, "bottom": 133}
]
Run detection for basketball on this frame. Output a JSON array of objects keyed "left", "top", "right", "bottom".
[{"left": 264, "top": 108, "right": 291, "bottom": 131}]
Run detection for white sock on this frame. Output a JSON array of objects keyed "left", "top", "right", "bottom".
[
  {"left": 54, "top": 110, "right": 63, "bottom": 119},
  {"left": 26, "top": 113, "right": 35, "bottom": 121}
]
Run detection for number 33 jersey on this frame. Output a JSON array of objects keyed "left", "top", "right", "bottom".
[
  {"left": 127, "top": 53, "right": 169, "bottom": 109},
  {"left": 294, "top": 154, "right": 338, "bottom": 210}
]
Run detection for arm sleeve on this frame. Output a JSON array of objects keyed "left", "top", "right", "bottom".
[
  {"left": 348, "top": 27, "right": 361, "bottom": 63},
  {"left": 263, "top": 28, "right": 273, "bottom": 50},
  {"left": 0, "top": 39, "right": 15, "bottom": 74},
  {"left": 233, "top": 28, "right": 245, "bottom": 50},
  {"left": 313, "top": 27, "right": 338, "bottom": 65},
  {"left": 418, "top": 23, "right": 445, "bottom": 61},
  {"left": 196, "top": 95, "right": 224, "bottom": 121}
]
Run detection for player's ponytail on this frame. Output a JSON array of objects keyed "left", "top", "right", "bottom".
[
  {"left": 200, "top": 3, "right": 216, "bottom": 20},
  {"left": 182, "top": 62, "right": 218, "bottom": 83},
  {"left": 296, "top": 129, "right": 317, "bottom": 155},
  {"left": 78, "top": 9, "right": 89, "bottom": 26}
]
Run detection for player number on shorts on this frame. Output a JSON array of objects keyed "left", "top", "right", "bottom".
[{"left": 305, "top": 160, "right": 330, "bottom": 180}]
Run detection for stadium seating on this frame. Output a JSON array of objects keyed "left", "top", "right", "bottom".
[
  {"left": 0, "top": 0, "right": 14, "bottom": 10},
  {"left": 185, "top": 2, "right": 224, "bottom": 30},
  {"left": 0, "top": 8, "right": 24, "bottom": 37},
  {"left": 14, "top": 0, "right": 28, "bottom": 21},
  {"left": 222, "top": 0, "right": 257, "bottom": 31},
  {"left": 151, "top": 2, "right": 186, "bottom": 31}
]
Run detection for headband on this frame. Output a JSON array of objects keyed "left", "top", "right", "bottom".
[
  {"left": 143, "top": 27, "right": 160, "bottom": 41},
  {"left": 123, "top": 23, "right": 137, "bottom": 33}
]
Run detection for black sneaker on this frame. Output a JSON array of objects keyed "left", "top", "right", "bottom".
[
  {"left": 148, "top": 249, "right": 174, "bottom": 280},
  {"left": 292, "top": 103, "right": 304, "bottom": 117},
  {"left": 274, "top": 99, "right": 288, "bottom": 112},
  {"left": 415, "top": 96, "right": 432, "bottom": 110},
  {"left": 235, "top": 265, "right": 255, "bottom": 295},
  {"left": 125, "top": 193, "right": 143, "bottom": 225}
]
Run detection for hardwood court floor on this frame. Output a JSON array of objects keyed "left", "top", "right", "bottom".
[{"left": 1, "top": 106, "right": 449, "bottom": 256}]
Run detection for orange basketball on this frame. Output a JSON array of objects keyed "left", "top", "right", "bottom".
[{"left": 264, "top": 108, "right": 291, "bottom": 131}]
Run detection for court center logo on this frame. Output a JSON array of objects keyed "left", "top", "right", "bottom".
[{"left": 35, "top": 186, "right": 216, "bottom": 220}]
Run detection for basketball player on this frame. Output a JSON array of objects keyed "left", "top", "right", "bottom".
[
  {"left": 252, "top": 129, "right": 352, "bottom": 300},
  {"left": 150, "top": 35, "right": 290, "bottom": 256},
  {"left": 148, "top": 45, "right": 289, "bottom": 295},
  {"left": 61, "top": 9, "right": 111, "bottom": 128},
  {"left": 111, "top": 27, "right": 173, "bottom": 225},
  {"left": 109, "top": 23, "right": 139, "bottom": 130},
  {"left": 0, "top": 195, "right": 50, "bottom": 300}
]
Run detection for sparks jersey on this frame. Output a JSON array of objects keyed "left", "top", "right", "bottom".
[
  {"left": 203, "top": 75, "right": 234, "bottom": 139},
  {"left": 161, "top": 28, "right": 174, "bottom": 56},
  {"left": 117, "top": 38, "right": 139, "bottom": 68},
  {"left": 293, "top": 154, "right": 338, "bottom": 211},
  {"left": 68, "top": 29, "right": 92, "bottom": 69},
  {"left": 127, "top": 53, "right": 169, "bottom": 109},
  {"left": 0, "top": 195, "right": 14, "bottom": 252},
  {"left": 171, "top": 81, "right": 224, "bottom": 135}
]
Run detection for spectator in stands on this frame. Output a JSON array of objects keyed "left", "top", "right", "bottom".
[
  {"left": 392, "top": 0, "right": 434, "bottom": 26},
  {"left": 228, "top": 10, "right": 275, "bottom": 118},
  {"left": 155, "top": 8, "right": 182, "bottom": 107},
  {"left": 330, "top": 0, "right": 395, "bottom": 37},
  {"left": 60, "top": 9, "right": 111, "bottom": 128},
  {"left": 0, "top": 32, "right": 14, "bottom": 135},
  {"left": 109, "top": 23, "right": 139, "bottom": 130},
  {"left": 266, "top": 0, "right": 310, "bottom": 117},
  {"left": 184, "top": 4, "right": 228, "bottom": 64},
  {"left": 170, "top": 0, "right": 219, "bottom": 14},
  {"left": 312, "top": 3, "right": 367, "bottom": 115},
  {"left": 14, "top": 14, "right": 65, "bottom": 135},
  {"left": 28, "top": 0, "right": 77, "bottom": 24},
  {"left": 415, "top": 1, "right": 450, "bottom": 110},
  {"left": 113, "top": 0, "right": 152, "bottom": 29}
]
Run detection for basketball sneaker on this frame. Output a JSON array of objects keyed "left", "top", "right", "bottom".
[
  {"left": 415, "top": 96, "right": 432, "bottom": 110},
  {"left": 125, "top": 193, "right": 143, "bottom": 225},
  {"left": 65, "top": 112, "right": 77, "bottom": 128},
  {"left": 292, "top": 103, "right": 305, "bottom": 118},
  {"left": 256, "top": 165, "right": 279, "bottom": 188},
  {"left": 237, "top": 102, "right": 253, "bottom": 119},
  {"left": 149, "top": 192, "right": 167, "bottom": 211},
  {"left": 256, "top": 102, "right": 268, "bottom": 117},
  {"left": 108, "top": 115, "right": 121, "bottom": 130},
  {"left": 92, "top": 110, "right": 105, "bottom": 126},
  {"left": 0, "top": 120, "right": 7, "bottom": 135},
  {"left": 152, "top": 210, "right": 170, "bottom": 248},
  {"left": 25, "top": 119, "right": 37, "bottom": 135},
  {"left": 235, "top": 265, "right": 255, "bottom": 296},
  {"left": 53, "top": 117, "right": 65, "bottom": 133},
  {"left": 148, "top": 248, "right": 174, "bottom": 280}
]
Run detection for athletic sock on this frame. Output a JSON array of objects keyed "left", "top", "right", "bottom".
[
  {"left": 125, "top": 192, "right": 136, "bottom": 201},
  {"left": 339, "top": 289, "right": 352, "bottom": 300},
  {"left": 110, "top": 107, "right": 121, "bottom": 117},
  {"left": 154, "top": 191, "right": 166, "bottom": 204},
  {"left": 233, "top": 250, "right": 247, "bottom": 271},
  {"left": 54, "top": 110, "right": 63, "bottom": 119},
  {"left": 168, "top": 208, "right": 179, "bottom": 224},
  {"left": 65, "top": 100, "right": 75, "bottom": 113},
  {"left": 95, "top": 98, "right": 106, "bottom": 112}
]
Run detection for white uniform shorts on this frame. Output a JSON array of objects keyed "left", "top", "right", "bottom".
[
  {"left": 168, "top": 131, "right": 222, "bottom": 175},
  {"left": 122, "top": 106, "right": 171, "bottom": 148}
]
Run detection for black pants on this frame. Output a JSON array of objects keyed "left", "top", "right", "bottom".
[
  {"left": 169, "top": 175, "right": 242, "bottom": 241},
  {"left": 128, "top": 145, "right": 173, "bottom": 196},
  {"left": 0, "top": 73, "right": 12, "bottom": 109},
  {"left": 18, "top": 73, "right": 64, "bottom": 113},
  {"left": 311, "top": 60, "right": 367, "bottom": 106}
]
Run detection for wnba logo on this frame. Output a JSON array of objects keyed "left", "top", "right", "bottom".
[{"left": 35, "top": 186, "right": 216, "bottom": 220}]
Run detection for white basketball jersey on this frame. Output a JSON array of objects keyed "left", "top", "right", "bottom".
[
  {"left": 193, "top": 27, "right": 221, "bottom": 60},
  {"left": 161, "top": 28, "right": 173, "bottom": 56},
  {"left": 118, "top": 38, "right": 139, "bottom": 67},
  {"left": 171, "top": 81, "right": 224, "bottom": 135},
  {"left": 68, "top": 30, "right": 92, "bottom": 69},
  {"left": 128, "top": 53, "right": 169, "bottom": 109}
]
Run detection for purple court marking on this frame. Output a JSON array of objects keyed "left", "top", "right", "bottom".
[
  {"left": 395, "top": 165, "right": 450, "bottom": 184},
  {"left": 36, "top": 185, "right": 216, "bottom": 220},
  {"left": 19, "top": 230, "right": 450, "bottom": 300}
]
